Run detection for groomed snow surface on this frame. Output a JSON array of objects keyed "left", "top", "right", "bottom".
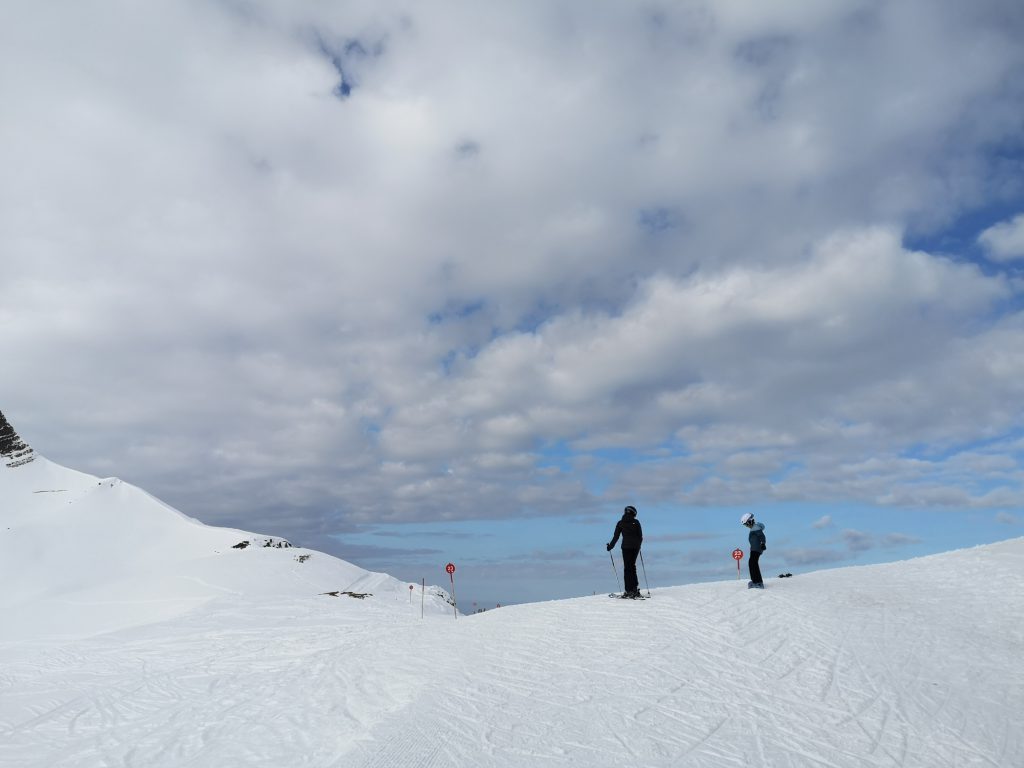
[{"left": 2, "top": 458, "right": 1022, "bottom": 767}]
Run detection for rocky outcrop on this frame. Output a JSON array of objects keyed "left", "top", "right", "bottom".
[
  {"left": 0, "top": 410, "right": 35, "bottom": 468},
  {"left": 230, "top": 537, "right": 293, "bottom": 550}
]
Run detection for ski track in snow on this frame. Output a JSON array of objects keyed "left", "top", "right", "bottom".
[{"left": 2, "top": 542, "right": 1022, "bottom": 767}]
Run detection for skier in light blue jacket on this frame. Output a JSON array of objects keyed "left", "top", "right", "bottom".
[{"left": 740, "top": 513, "right": 766, "bottom": 589}]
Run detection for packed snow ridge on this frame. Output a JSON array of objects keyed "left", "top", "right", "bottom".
[
  {"left": 0, "top": 409, "right": 455, "bottom": 643},
  {"left": 1, "top": 409, "right": 1021, "bottom": 767}
]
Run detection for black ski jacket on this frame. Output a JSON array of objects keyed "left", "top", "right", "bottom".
[{"left": 609, "top": 515, "right": 643, "bottom": 550}]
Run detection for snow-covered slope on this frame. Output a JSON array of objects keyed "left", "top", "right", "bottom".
[
  {"left": 1, "top": 414, "right": 1021, "bottom": 766},
  {"left": 1, "top": 449, "right": 453, "bottom": 642},
  {"left": 3, "top": 530, "right": 1021, "bottom": 767}
]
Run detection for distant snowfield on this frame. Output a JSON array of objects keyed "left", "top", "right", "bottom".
[{"left": 2, "top": 458, "right": 1022, "bottom": 767}]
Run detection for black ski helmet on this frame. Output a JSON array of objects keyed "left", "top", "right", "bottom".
[{"left": 624, "top": 505, "right": 637, "bottom": 517}]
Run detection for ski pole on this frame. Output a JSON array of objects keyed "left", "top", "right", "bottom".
[
  {"left": 639, "top": 551, "right": 651, "bottom": 597},
  {"left": 609, "top": 551, "right": 622, "bottom": 593}
]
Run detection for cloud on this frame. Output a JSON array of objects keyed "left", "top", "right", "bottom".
[
  {"left": 369, "top": 529, "right": 484, "bottom": 540},
  {"left": 2, "top": 1, "right": 1024, "bottom": 555},
  {"left": 524, "top": 549, "right": 588, "bottom": 563},
  {"left": 681, "top": 548, "right": 733, "bottom": 566},
  {"left": 838, "top": 529, "right": 922, "bottom": 554},
  {"left": 330, "top": 542, "right": 443, "bottom": 564},
  {"left": 647, "top": 532, "right": 721, "bottom": 543},
  {"left": 778, "top": 548, "right": 848, "bottom": 566},
  {"left": 841, "top": 529, "right": 876, "bottom": 553},
  {"left": 979, "top": 214, "right": 1024, "bottom": 262},
  {"left": 996, "top": 512, "right": 1020, "bottom": 525},
  {"left": 812, "top": 515, "right": 833, "bottom": 529},
  {"left": 441, "top": 227, "right": 1007, "bottom": 455},
  {"left": 880, "top": 533, "right": 923, "bottom": 548}
]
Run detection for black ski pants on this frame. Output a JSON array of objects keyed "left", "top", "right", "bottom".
[
  {"left": 748, "top": 550, "right": 763, "bottom": 585},
  {"left": 622, "top": 548, "right": 640, "bottom": 594}
]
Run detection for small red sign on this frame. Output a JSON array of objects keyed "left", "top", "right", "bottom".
[
  {"left": 732, "top": 549, "right": 744, "bottom": 561},
  {"left": 446, "top": 562, "right": 456, "bottom": 575}
]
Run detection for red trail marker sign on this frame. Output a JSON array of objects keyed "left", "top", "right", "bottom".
[{"left": 732, "top": 548, "right": 744, "bottom": 579}]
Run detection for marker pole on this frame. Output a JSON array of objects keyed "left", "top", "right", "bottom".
[{"left": 445, "top": 563, "right": 457, "bottom": 619}]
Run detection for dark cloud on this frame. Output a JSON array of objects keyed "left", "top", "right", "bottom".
[
  {"left": 637, "top": 207, "right": 684, "bottom": 234},
  {"left": 454, "top": 140, "right": 481, "bottom": 159}
]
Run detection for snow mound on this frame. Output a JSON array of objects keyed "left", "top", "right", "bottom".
[
  {"left": 0, "top": 452, "right": 453, "bottom": 641},
  {"left": 1, "top": 535, "right": 1020, "bottom": 767}
]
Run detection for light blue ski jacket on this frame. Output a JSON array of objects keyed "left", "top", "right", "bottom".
[{"left": 748, "top": 522, "right": 766, "bottom": 553}]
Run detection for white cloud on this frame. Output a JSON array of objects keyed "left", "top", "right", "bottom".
[
  {"left": 431, "top": 227, "right": 1009, "bottom": 456},
  {"left": 979, "top": 214, "right": 1024, "bottom": 263},
  {"left": 2, "top": 1, "right": 1024, "bottom": 544}
]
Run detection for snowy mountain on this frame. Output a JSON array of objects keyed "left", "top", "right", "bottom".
[
  {"left": 0, "top": 411, "right": 454, "bottom": 642},
  {"left": 1, "top": 411, "right": 1021, "bottom": 767}
]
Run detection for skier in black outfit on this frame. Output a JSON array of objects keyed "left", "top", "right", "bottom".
[{"left": 607, "top": 505, "right": 643, "bottom": 598}]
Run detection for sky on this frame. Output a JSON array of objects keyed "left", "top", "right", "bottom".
[{"left": 2, "top": 0, "right": 1024, "bottom": 607}]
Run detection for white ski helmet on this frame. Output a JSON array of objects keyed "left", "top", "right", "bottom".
[{"left": 739, "top": 512, "right": 754, "bottom": 525}]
